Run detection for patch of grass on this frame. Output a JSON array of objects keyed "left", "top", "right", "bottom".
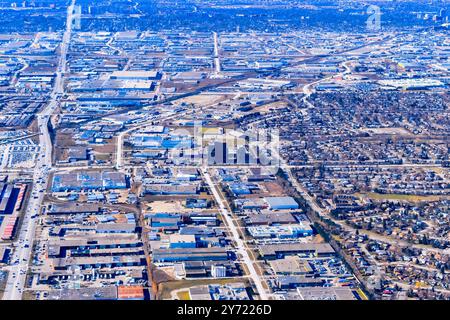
[
  {"left": 176, "top": 290, "right": 191, "bottom": 300},
  {"left": 22, "top": 290, "right": 36, "bottom": 300},
  {"left": 357, "top": 192, "right": 441, "bottom": 202}
]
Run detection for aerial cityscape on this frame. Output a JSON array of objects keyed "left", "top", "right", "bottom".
[{"left": 0, "top": 0, "right": 449, "bottom": 303}]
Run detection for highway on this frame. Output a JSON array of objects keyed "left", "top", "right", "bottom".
[
  {"left": 213, "top": 31, "right": 221, "bottom": 73},
  {"left": 202, "top": 169, "right": 269, "bottom": 300},
  {"left": 2, "top": 116, "right": 52, "bottom": 300},
  {"left": 115, "top": 127, "right": 133, "bottom": 170},
  {"left": 2, "top": 0, "right": 76, "bottom": 300}
]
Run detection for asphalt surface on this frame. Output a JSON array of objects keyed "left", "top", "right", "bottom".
[{"left": 2, "top": 0, "right": 75, "bottom": 300}]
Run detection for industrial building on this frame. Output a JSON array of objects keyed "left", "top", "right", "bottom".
[
  {"left": 51, "top": 171, "right": 128, "bottom": 192},
  {"left": 247, "top": 223, "right": 313, "bottom": 239},
  {"left": 0, "top": 184, "right": 19, "bottom": 215},
  {"left": 259, "top": 243, "right": 335, "bottom": 260},
  {"left": 152, "top": 247, "right": 229, "bottom": 262},
  {"left": 265, "top": 196, "right": 299, "bottom": 210}
]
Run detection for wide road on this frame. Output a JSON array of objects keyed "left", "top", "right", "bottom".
[
  {"left": 213, "top": 31, "right": 221, "bottom": 73},
  {"left": 203, "top": 169, "right": 269, "bottom": 300},
  {"left": 2, "top": 0, "right": 76, "bottom": 300}
]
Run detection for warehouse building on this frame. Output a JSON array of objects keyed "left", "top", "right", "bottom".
[
  {"left": 51, "top": 171, "right": 127, "bottom": 192},
  {"left": 296, "top": 287, "right": 359, "bottom": 300},
  {"left": 269, "top": 256, "right": 314, "bottom": 275},
  {"left": 117, "top": 285, "right": 145, "bottom": 300},
  {"left": 276, "top": 275, "right": 325, "bottom": 289},
  {"left": 265, "top": 196, "right": 299, "bottom": 210},
  {"left": 259, "top": 243, "right": 335, "bottom": 260},
  {"left": 152, "top": 247, "right": 229, "bottom": 262},
  {"left": 47, "top": 287, "right": 118, "bottom": 300},
  {"left": 47, "top": 238, "right": 143, "bottom": 258},
  {"left": 169, "top": 234, "right": 197, "bottom": 249},
  {"left": 51, "top": 255, "right": 145, "bottom": 270},
  {"left": 0, "top": 246, "right": 10, "bottom": 264},
  {"left": 110, "top": 70, "right": 161, "bottom": 80},
  {"left": 247, "top": 223, "right": 313, "bottom": 239},
  {"left": 0, "top": 184, "right": 19, "bottom": 215}
]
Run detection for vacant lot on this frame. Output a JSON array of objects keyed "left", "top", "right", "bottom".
[{"left": 357, "top": 192, "right": 443, "bottom": 203}]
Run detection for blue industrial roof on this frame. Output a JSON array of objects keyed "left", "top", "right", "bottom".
[{"left": 265, "top": 196, "right": 299, "bottom": 209}]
